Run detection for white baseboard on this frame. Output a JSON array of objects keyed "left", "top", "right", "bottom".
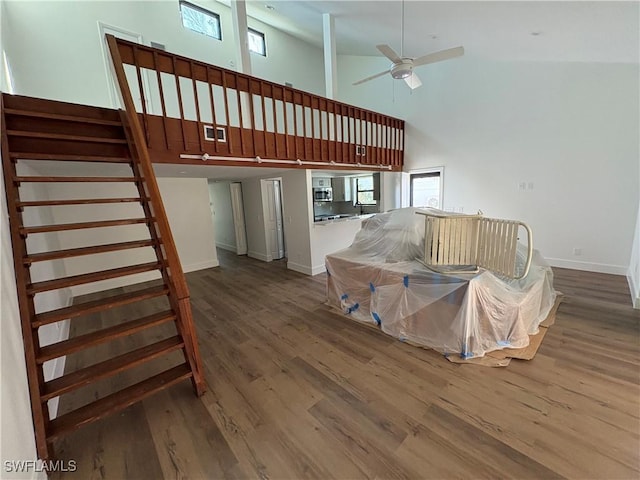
[
  {"left": 627, "top": 269, "right": 640, "bottom": 309},
  {"left": 183, "top": 259, "right": 219, "bottom": 272},
  {"left": 215, "top": 242, "right": 237, "bottom": 253},
  {"left": 546, "top": 258, "right": 627, "bottom": 276},
  {"left": 287, "top": 261, "right": 314, "bottom": 276},
  {"left": 248, "top": 251, "right": 271, "bottom": 262},
  {"left": 311, "top": 264, "right": 327, "bottom": 276}
]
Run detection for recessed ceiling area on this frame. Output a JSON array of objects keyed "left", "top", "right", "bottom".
[{"left": 241, "top": 0, "right": 639, "bottom": 63}]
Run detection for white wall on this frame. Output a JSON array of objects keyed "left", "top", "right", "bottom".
[
  {"left": 208, "top": 180, "right": 237, "bottom": 252},
  {"left": 280, "top": 169, "right": 313, "bottom": 274},
  {"left": 628, "top": 203, "right": 640, "bottom": 308},
  {"left": 338, "top": 55, "right": 640, "bottom": 275},
  {"left": 0, "top": 168, "right": 48, "bottom": 477},
  {"left": 43, "top": 176, "right": 218, "bottom": 297},
  {"left": 4, "top": 0, "right": 325, "bottom": 109}
]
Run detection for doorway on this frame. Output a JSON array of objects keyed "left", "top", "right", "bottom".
[
  {"left": 230, "top": 182, "right": 248, "bottom": 255},
  {"left": 98, "top": 22, "right": 153, "bottom": 111},
  {"left": 262, "top": 179, "right": 285, "bottom": 260}
]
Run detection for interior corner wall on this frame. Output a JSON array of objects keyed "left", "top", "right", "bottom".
[
  {"left": 338, "top": 55, "right": 640, "bottom": 275},
  {"left": 280, "top": 169, "right": 313, "bottom": 275},
  {"left": 208, "top": 180, "right": 237, "bottom": 252},
  {"left": 628, "top": 202, "right": 640, "bottom": 308},
  {"left": 4, "top": 0, "right": 324, "bottom": 108}
]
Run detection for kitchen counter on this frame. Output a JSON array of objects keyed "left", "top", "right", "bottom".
[{"left": 313, "top": 213, "right": 375, "bottom": 225}]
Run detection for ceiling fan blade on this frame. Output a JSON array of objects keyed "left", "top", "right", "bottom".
[
  {"left": 352, "top": 69, "right": 390, "bottom": 86},
  {"left": 412, "top": 46, "right": 464, "bottom": 67},
  {"left": 404, "top": 72, "right": 422, "bottom": 90},
  {"left": 376, "top": 44, "right": 402, "bottom": 63}
]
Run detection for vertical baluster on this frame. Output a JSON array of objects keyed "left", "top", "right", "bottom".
[
  {"left": 246, "top": 78, "right": 256, "bottom": 157},
  {"left": 152, "top": 50, "right": 170, "bottom": 150},
  {"left": 310, "top": 96, "right": 316, "bottom": 162},
  {"left": 259, "top": 82, "right": 268, "bottom": 157},
  {"left": 302, "top": 95, "right": 308, "bottom": 160},
  {"left": 292, "top": 92, "right": 299, "bottom": 159},
  {"left": 221, "top": 71, "right": 232, "bottom": 154},
  {"left": 282, "top": 86, "right": 291, "bottom": 158},
  {"left": 235, "top": 74, "right": 246, "bottom": 155},
  {"left": 272, "top": 85, "right": 279, "bottom": 158},
  {"left": 133, "top": 45, "right": 150, "bottom": 146},
  {"left": 363, "top": 111, "right": 368, "bottom": 163},
  {"left": 171, "top": 57, "right": 188, "bottom": 151},
  {"left": 205, "top": 66, "right": 219, "bottom": 154},
  {"left": 332, "top": 102, "right": 338, "bottom": 163},
  {"left": 376, "top": 114, "right": 381, "bottom": 165},
  {"left": 319, "top": 99, "right": 324, "bottom": 161},
  {"left": 189, "top": 60, "right": 204, "bottom": 153},
  {"left": 384, "top": 118, "right": 392, "bottom": 165}
]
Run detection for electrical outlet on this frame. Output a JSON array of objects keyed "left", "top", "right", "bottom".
[{"left": 573, "top": 248, "right": 582, "bottom": 256}]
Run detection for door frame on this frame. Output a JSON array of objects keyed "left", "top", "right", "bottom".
[{"left": 97, "top": 22, "right": 153, "bottom": 111}]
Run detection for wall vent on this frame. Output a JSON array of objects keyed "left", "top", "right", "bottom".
[
  {"left": 355, "top": 145, "right": 366, "bottom": 156},
  {"left": 204, "top": 125, "right": 226, "bottom": 142},
  {"left": 150, "top": 41, "right": 166, "bottom": 51}
]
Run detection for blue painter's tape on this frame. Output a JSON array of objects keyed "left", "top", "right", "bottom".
[
  {"left": 372, "top": 312, "right": 381, "bottom": 325},
  {"left": 341, "top": 293, "right": 348, "bottom": 300},
  {"left": 369, "top": 282, "right": 376, "bottom": 292},
  {"left": 460, "top": 351, "right": 474, "bottom": 359},
  {"left": 346, "top": 302, "right": 360, "bottom": 314},
  {"left": 497, "top": 340, "right": 511, "bottom": 347},
  {"left": 403, "top": 275, "right": 409, "bottom": 288}
]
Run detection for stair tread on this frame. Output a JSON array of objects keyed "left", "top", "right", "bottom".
[
  {"left": 10, "top": 152, "right": 131, "bottom": 163},
  {"left": 15, "top": 176, "right": 139, "bottom": 183},
  {"left": 7, "top": 130, "right": 127, "bottom": 144},
  {"left": 47, "top": 364, "right": 192, "bottom": 440},
  {"left": 21, "top": 218, "right": 152, "bottom": 234},
  {"left": 41, "top": 336, "right": 184, "bottom": 401},
  {"left": 4, "top": 108, "right": 123, "bottom": 126},
  {"left": 27, "top": 261, "right": 162, "bottom": 294},
  {"left": 18, "top": 197, "right": 150, "bottom": 207},
  {"left": 25, "top": 239, "right": 157, "bottom": 264},
  {"left": 33, "top": 285, "right": 170, "bottom": 327}
]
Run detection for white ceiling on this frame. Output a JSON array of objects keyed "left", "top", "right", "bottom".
[{"left": 244, "top": 0, "right": 639, "bottom": 63}]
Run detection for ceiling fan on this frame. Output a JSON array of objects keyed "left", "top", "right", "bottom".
[{"left": 352, "top": 2, "right": 464, "bottom": 90}]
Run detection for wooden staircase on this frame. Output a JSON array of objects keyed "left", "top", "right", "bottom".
[{"left": 1, "top": 92, "right": 206, "bottom": 460}]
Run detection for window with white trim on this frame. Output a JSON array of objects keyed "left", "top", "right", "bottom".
[
  {"left": 180, "top": 1, "right": 221, "bottom": 40},
  {"left": 356, "top": 176, "right": 376, "bottom": 205},
  {"left": 248, "top": 28, "right": 266, "bottom": 56},
  {"left": 410, "top": 168, "right": 443, "bottom": 208}
]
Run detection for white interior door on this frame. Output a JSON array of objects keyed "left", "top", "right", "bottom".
[
  {"left": 263, "top": 180, "right": 285, "bottom": 260},
  {"left": 230, "top": 183, "right": 248, "bottom": 255},
  {"left": 98, "top": 22, "right": 152, "bottom": 111}
]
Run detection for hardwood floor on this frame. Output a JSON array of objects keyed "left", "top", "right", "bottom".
[{"left": 52, "top": 250, "right": 640, "bottom": 479}]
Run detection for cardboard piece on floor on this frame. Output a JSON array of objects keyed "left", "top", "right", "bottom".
[{"left": 446, "top": 293, "right": 563, "bottom": 366}]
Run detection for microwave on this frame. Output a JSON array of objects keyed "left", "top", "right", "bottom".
[{"left": 313, "top": 187, "right": 333, "bottom": 202}]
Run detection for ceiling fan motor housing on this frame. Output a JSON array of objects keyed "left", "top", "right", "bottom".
[{"left": 391, "top": 59, "right": 414, "bottom": 79}]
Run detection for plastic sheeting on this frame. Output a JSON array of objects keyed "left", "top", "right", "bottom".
[{"left": 326, "top": 208, "right": 557, "bottom": 359}]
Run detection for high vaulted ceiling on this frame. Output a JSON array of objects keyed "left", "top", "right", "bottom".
[{"left": 240, "top": 0, "right": 639, "bottom": 63}]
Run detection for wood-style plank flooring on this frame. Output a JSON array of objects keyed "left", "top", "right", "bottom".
[{"left": 52, "top": 249, "right": 640, "bottom": 479}]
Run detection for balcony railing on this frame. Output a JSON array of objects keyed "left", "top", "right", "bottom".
[{"left": 108, "top": 36, "right": 404, "bottom": 171}]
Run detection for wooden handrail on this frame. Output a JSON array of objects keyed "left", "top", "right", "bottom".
[
  {"left": 106, "top": 35, "right": 189, "bottom": 300},
  {"left": 109, "top": 36, "right": 405, "bottom": 170}
]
